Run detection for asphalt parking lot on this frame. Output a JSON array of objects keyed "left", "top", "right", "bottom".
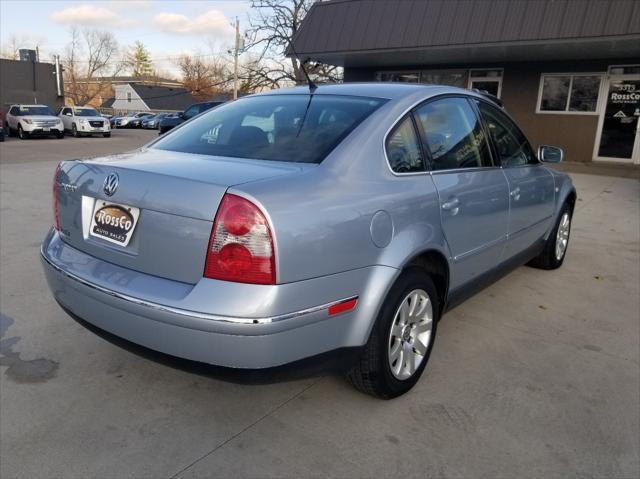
[{"left": 1, "top": 132, "right": 639, "bottom": 478}]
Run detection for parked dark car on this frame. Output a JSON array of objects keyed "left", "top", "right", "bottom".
[
  {"left": 142, "top": 112, "right": 169, "bottom": 129},
  {"left": 115, "top": 112, "right": 153, "bottom": 128},
  {"left": 101, "top": 113, "right": 114, "bottom": 127},
  {"left": 158, "top": 101, "right": 223, "bottom": 134}
]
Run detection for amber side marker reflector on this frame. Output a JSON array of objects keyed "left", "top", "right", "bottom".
[{"left": 327, "top": 297, "right": 358, "bottom": 316}]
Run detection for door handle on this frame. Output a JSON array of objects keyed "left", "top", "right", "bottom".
[
  {"left": 442, "top": 198, "right": 460, "bottom": 215},
  {"left": 510, "top": 187, "right": 521, "bottom": 200}
]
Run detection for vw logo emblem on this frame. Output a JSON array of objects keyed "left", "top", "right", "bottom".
[{"left": 103, "top": 172, "right": 119, "bottom": 197}]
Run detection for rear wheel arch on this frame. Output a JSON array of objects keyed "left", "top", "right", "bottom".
[{"left": 404, "top": 249, "right": 450, "bottom": 317}]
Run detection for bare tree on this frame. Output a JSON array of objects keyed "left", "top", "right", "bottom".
[
  {"left": 0, "top": 35, "right": 21, "bottom": 60},
  {"left": 0, "top": 34, "right": 44, "bottom": 60},
  {"left": 244, "top": 0, "right": 342, "bottom": 88},
  {"left": 176, "top": 53, "right": 231, "bottom": 101},
  {"left": 63, "top": 27, "right": 123, "bottom": 106}
]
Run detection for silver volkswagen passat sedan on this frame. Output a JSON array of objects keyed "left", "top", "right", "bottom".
[{"left": 42, "top": 83, "right": 576, "bottom": 398}]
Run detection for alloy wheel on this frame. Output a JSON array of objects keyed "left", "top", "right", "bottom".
[
  {"left": 555, "top": 212, "right": 571, "bottom": 261},
  {"left": 387, "top": 289, "right": 433, "bottom": 380}
]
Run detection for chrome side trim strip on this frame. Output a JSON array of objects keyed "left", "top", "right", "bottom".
[{"left": 41, "top": 250, "right": 358, "bottom": 325}]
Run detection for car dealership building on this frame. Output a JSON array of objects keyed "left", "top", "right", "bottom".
[{"left": 293, "top": 0, "right": 640, "bottom": 164}]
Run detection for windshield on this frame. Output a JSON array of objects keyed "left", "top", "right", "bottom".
[
  {"left": 152, "top": 94, "right": 386, "bottom": 164},
  {"left": 17, "top": 106, "right": 55, "bottom": 116},
  {"left": 74, "top": 108, "right": 99, "bottom": 117}
]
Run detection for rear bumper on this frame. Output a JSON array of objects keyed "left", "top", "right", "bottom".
[{"left": 41, "top": 229, "right": 397, "bottom": 368}]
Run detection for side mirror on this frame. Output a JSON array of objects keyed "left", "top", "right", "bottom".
[
  {"left": 65, "top": 112, "right": 72, "bottom": 116},
  {"left": 538, "top": 145, "right": 564, "bottom": 163}
]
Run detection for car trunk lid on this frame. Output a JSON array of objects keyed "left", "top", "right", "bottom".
[{"left": 56, "top": 148, "right": 310, "bottom": 284}]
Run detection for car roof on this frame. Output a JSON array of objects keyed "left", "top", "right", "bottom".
[
  {"left": 251, "top": 82, "right": 466, "bottom": 100},
  {"left": 11, "top": 104, "right": 49, "bottom": 107}
]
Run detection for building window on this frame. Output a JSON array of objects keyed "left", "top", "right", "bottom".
[
  {"left": 537, "top": 74, "right": 603, "bottom": 114},
  {"left": 127, "top": 91, "right": 132, "bottom": 103},
  {"left": 420, "top": 70, "right": 468, "bottom": 88},
  {"left": 376, "top": 69, "right": 468, "bottom": 87},
  {"left": 468, "top": 69, "right": 503, "bottom": 98},
  {"left": 377, "top": 71, "right": 420, "bottom": 83}
]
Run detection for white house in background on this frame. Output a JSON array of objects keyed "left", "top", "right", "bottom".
[{"left": 110, "top": 83, "right": 196, "bottom": 113}]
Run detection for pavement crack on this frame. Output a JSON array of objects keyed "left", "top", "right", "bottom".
[{"left": 169, "top": 378, "right": 323, "bottom": 478}]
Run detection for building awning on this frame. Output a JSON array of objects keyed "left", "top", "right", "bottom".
[{"left": 291, "top": 0, "right": 640, "bottom": 68}]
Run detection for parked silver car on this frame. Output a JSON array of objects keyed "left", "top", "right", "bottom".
[{"left": 42, "top": 84, "right": 576, "bottom": 398}]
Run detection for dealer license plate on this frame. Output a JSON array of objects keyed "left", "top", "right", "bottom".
[{"left": 89, "top": 200, "right": 140, "bottom": 246}]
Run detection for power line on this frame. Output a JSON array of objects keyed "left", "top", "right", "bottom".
[{"left": 61, "top": 51, "right": 231, "bottom": 64}]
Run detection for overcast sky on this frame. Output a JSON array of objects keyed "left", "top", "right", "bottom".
[{"left": 0, "top": 0, "right": 251, "bottom": 76}]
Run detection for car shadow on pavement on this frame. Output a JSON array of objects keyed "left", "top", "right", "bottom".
[{"left": 62, "top": 303, "right": 359, "bottom": 386}]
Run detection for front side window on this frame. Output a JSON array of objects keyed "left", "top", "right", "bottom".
[
  {"left": 476, "top": 101, "right": 537, "bottom": 167},
  {"left": 414, "top": 97, "right": 493, "bottom": 171},
  {"left": 538, "top": 74, "right": 602, "bottom": 113},
  {"left": 153, "top": 94, "right": 386, "bottom": 164},
  {"left": 386, "top": 116, "right": 424, "bottom": 173}
]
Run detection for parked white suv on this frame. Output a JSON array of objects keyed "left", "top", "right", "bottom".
[
  {"left": 59, "top": 106, "right": 111, "bottom": 138},
  {"left": 5, "top": 104, "right": 64, "bottom": 139}
]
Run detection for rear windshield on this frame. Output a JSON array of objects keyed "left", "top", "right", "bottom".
[
  {"left": 152, "top": 94, "right": 386, "bottom": 164},
  {"left": 16, "top": 106, "right": 55, "bottom": 116}
]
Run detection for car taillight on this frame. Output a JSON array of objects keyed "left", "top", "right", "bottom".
[
  {"left": 53, "top": 163, "right": 61, "bottom": 230},
  {"left": 204, "top": 194, "right": 275, "bottom": 285}
]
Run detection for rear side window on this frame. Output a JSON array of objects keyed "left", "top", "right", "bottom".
[
  {"left": 386, "top": 116, "right": 424, "bottom": 173},
  {"left": 414, "top": 97, "right": 493, "bottom": 171},
  {"left": 476, "top": 100, "right": 538, "bottom": 167},
  {"left": 153, "top": 95, "right": 386, "bottom": 164}
]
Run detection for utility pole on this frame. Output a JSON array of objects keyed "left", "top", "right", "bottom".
[
  {"left": 54, "top": 54, "right": 63, "bottom": 97},
  {"left": 233, "top": 17, "right": 239, "bottom": 100}
]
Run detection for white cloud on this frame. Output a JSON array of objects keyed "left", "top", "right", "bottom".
[
  {"left": 107, "top": 0, "right": 153, "bottom": 11},
  {"left": 153, "top": 10, "right": 234, "bottom": 39},
  {"left": 50, "top": 4, "right": 129, "bottom": 27}
]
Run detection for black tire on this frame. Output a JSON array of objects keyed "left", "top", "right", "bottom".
[
  {"left": 0, "top": 132, "right": 4, "bottom": 142},
  {"left": 528, "top": 203, "right": 572, "bottom": 270},
  {"left": 56, "top": 131, "right": 64, "bottom": 139},
  {"left": 103, "top": 132, "right": 111, "bottom": 138},
  {"left": 18, "top": 125, "right": 28, "bottom": 140},
  {"left": 5, "top": 122, "right": 11, "bottom": 137},
  {"left": 347, "top": 268, "right": 440, "bottom": 399},
  {"left": 71, "top": 124, "right": 80, "bottom": 138}
]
